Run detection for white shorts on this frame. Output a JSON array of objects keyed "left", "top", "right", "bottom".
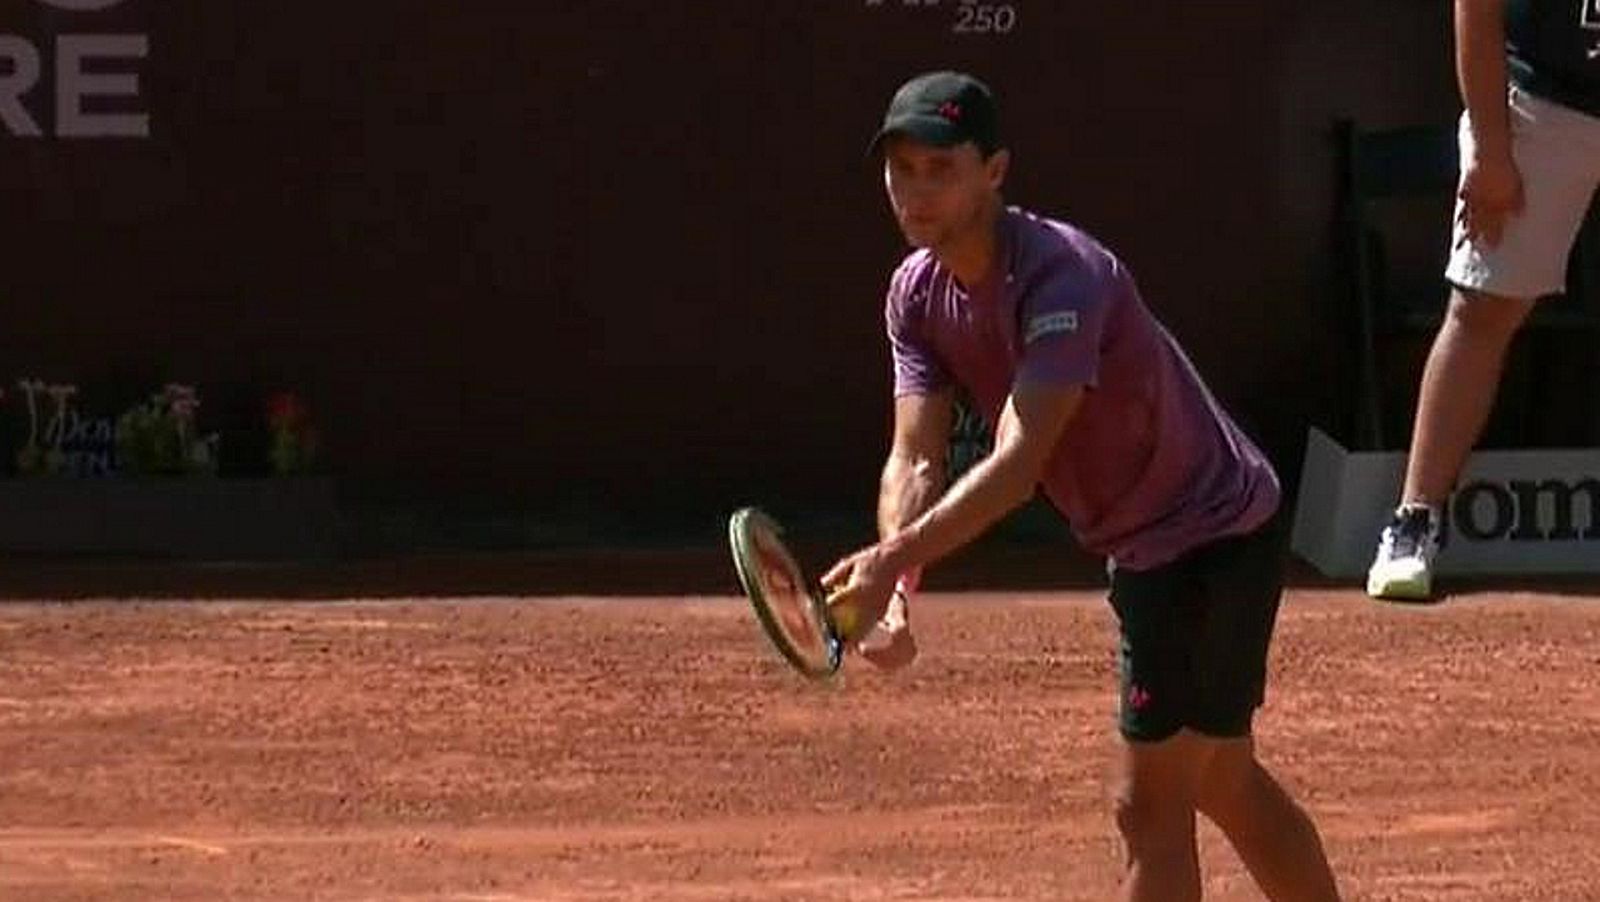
[{"left": 1446, "top": 85, "right": 1600, "bottom": 300}]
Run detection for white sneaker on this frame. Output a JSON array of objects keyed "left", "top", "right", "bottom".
[{"left": 1366, "top": 504, "right": 1441, "bottom": 601}]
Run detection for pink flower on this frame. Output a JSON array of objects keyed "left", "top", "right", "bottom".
[{"left": 267, "top": 392, "right": 309, "bottom": 430}]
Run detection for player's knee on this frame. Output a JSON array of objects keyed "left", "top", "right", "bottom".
[
  {"left": 1194, "top": 756, "right": 1260, "bottom": 835},
  {"left": 1113, "top": 780, "right": 1194, "bottom": 857},
  {"left": 1447, "top": 288, "right": 1535, "bottom": 339}
]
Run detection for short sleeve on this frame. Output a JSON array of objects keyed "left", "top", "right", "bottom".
[
  {"left": 1013, "top": 264, "right": 1109, "bottom": 388},
  {"left": 885, "top": 260, "right": 950, "bottom": 397}
]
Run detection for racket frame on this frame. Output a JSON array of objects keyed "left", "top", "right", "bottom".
[{"left": 728, "top": 507, "right": 843, "bottom": 680}]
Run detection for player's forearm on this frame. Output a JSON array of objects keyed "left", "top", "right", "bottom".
[
  {"left": 1455, "top": 0, "right": 1512, "bottom": 160},
  {"left": 876, "top": 444, "right": 1037, "bottom": 575},
  {"left": 877, "top": 452, "right": 945, "bottom": 540}
]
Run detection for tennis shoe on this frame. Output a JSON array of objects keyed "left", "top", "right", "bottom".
[{"left": 1366, "top": 503, "right": 1441, "bottom": 601}]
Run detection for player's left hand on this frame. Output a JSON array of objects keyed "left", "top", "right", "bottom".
[{"left": 820, "top": 546, "right": 897, "bottom": 641}]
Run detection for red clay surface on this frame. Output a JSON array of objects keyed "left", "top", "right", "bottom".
[{"left": 2, "top": 589, "right": 1599, "bottom": 901}]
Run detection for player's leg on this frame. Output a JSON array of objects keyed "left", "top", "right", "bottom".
[
  {"left": 1113, "top": 732, "right": 1205, "bottom": 902},
  {"left": 1108, "top": 553, "right": 1207, "bottom": 901},
  {"left": 1195, "top": 737, "right": 1341, "bottom": 902},
  {"left": 1369, "top": 87, "right": 1600, "bottom": 600},
  {"left": 1185, "top": 521, "right": 1343, "bottom": 900}
]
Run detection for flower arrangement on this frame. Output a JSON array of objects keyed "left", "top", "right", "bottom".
[
  {"left": 12, "top": 379, "right": 78, "bottom": 476},
  {"left": 115, "top": 383, "right": 219, "bottom": 476},
  {"left": 5, "top": 379, "right": 324, "bottom": 480},
  {"left": 266, "top": 391, "right": 319, "bottom": 475},
  {"left": 14, "top": 379, "right": 48, "bottom": 475}
]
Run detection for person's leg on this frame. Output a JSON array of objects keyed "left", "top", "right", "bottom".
[
  {"left": 1108, "top": 555, "right": 1206, "bottom": 901},
  {"left": 1366, "top": 288, "right": 1531, "bottom": 601},
  {"left": 1187, "top": 523, "right": 1343, "bottom": 900},
  {"left": 1401, "top": 287, "right": 1534, "bottom": 506},
  {"left": 1115, "top": 732, "right": 1208, "bottom": 902},
  {"left": 1195, "top": 737, "right": 1342, "bottom": 902}
]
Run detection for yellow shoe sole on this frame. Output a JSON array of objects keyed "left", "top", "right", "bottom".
[{"left": 1366, "top": 571, "right": 1433, "bottom": 602}]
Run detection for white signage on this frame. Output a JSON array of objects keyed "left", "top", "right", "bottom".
[
  {"left": 1, "top": 0, "right": 148, "bottom": 139},
  {"left": 1292, "top": 427, "right": 1600, "bottom": 577}
]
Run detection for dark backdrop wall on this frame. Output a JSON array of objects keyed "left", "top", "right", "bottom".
[{"left": 0, "top": 2, "right": 1462, "bottom": 535}]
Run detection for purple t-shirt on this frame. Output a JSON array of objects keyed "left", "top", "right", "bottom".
[{"left": 887, "top": 207, "right": 1279, "bottom": 571}]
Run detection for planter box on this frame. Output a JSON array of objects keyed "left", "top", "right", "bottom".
[
  {"left": 1291, "top": 427, "right": 1600, "bottom": 578},
  {"left": 0, "top": 477, "right": 340, "bottom": 560}
]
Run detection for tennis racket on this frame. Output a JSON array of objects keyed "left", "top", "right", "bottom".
[{"left": 727, "top": 507, "right": 844, "bottom": 680}]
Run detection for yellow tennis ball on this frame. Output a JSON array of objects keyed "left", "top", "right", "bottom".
[{"left": 827, "top": 591, "right": 860, "bottom": 640}]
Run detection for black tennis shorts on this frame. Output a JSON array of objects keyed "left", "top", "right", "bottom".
[{"left": 1107, "top": 520, "right": 1285, "bottom": 743}]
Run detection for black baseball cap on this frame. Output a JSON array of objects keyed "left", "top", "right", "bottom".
[{"left": 869, "top": 71, "right": 1001, "bottom": 156}]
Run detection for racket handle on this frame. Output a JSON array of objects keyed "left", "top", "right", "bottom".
[{"left": 824, "top": 585, "right": 861, "bottom": 640}]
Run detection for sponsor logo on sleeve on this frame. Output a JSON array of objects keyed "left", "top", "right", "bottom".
[{"left": 1024, "top": 310, "right": 1079, "bottom": 344}]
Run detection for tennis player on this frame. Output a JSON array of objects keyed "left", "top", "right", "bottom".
[{"left": 823, "top": 71, "right": 1342, "bottom": 902}]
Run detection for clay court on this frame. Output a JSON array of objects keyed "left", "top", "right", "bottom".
[{"left": 3, "top": 579, "right": 1599, "bottom": 902}]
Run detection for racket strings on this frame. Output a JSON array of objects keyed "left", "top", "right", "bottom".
[
  {"left": 730, "top": 508, "right": 843, "bottom": 679},
  {"left": 751, "top": 532, "right": 825, "bottom": 650}
]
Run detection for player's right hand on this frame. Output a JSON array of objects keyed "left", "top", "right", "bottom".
[
  {"left": 821, "top": 546, "right": 897, "bottom": 642},
  {"left": 1457, "top": 151, "right": 1524, "bottom": 248}
]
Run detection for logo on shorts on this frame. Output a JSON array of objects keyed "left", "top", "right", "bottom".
[
  {"left": 1024, "top": 310, "right": 1079, "bottom": 343},
  {"left": 1127, "top": 685, "right": 1153, "bottom": 712}
]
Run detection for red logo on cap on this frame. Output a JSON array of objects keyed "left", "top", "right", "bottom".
[{"left": 937, "top": 101, "right": 962, "bottom": 122}]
